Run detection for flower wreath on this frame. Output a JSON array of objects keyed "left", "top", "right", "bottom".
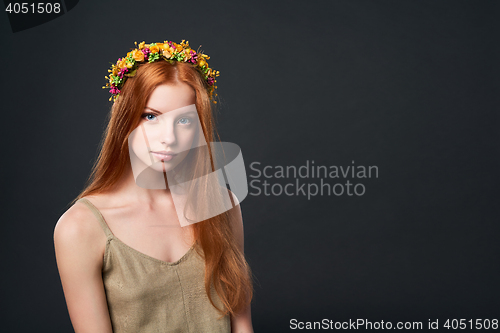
[{"left": 103, "top": 40, "right": 220, "bottom": 103}]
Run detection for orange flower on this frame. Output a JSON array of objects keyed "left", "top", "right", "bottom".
[
  {"left": 131, "top": 49, "right": 144, "bottom": 62},
  {"left": 150, "top": 44, "right": 159, "bottom": 53},
  {"left": 117, "top": 59, "right": 127, "bottom": 69},
  {"left": 182, "top": 49, "right": 192, "bottom": 61},
  {"left": 198, "top": 58, "right": 207, "bottom": 68},
  {"left": 161, "top": 44, "right": 174, "bottom": 58}
]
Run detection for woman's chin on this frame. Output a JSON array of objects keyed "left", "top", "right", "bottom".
[{"left": 149, "top": 160, "right": 176, "bottom": 173}]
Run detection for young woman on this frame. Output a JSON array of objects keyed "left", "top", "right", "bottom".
[{"left": 54, "top": 40, "right": 254, "bottom": 333}]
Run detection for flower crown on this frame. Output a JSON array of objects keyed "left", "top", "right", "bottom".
[{"left": 103, "top": 40, "right": 220, "bottom": 103}]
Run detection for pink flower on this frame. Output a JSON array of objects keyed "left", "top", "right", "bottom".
[
  {"left": 110, "top": 86, "right": 121, "bottom": 94},
  {"left": 142, "top": 48, "right": 151, "bottom": 60},
  {"left": 118, "top": 67, "right": 129, "bottom": 78},
  {"left": 189, "top": 50, "right": 198, "bottom": 64}
]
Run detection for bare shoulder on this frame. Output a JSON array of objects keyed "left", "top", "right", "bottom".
[
  {"left": 53, "top": 197, "right": 114, "bottom": 332},
  {"left": 221, "top": 188, "right": 242, "bottom": 225},
  {"left": 226, "top": 188, "right": 241, "bottom": 206},
  {"left": 226, "top": 188, "right": 242, "bottom": 217},
  {"left": 53, "top": 197, "right": 107, "bottom": 265},
  {"left": 54, "top": 198, "right": 103, "bottom": 242},
  {"left": 225, "top": 188, "right": 245, "bottom": 252}
]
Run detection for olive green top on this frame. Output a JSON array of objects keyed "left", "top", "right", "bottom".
[{"left": 77, "top": 198, "right": 231, "bottom": 333}]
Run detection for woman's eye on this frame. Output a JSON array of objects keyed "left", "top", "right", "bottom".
[
  {"left": 142, "top": 113, "right": 157, "bottom": 121},
  {"left": 178, "top": 117, "right": 192, "bottom": 125}
]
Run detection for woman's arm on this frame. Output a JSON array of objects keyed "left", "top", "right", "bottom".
[
  {"left": 231, "top": 304, "right": 254, "bottom": 333},
  {"left": 227, "top": 196, "right": 254, "bottom": 333},
  {"left": 54, "top": 202, "right": 114, "bottom": 333}
]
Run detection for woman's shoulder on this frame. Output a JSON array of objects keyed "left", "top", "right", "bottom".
[
  {"left": 54, "top": 197, "right": 109, "bottom": 292},
  {"left": 58, "top": 193, "right": 111, "bottom": 227},
  {"left": 223, "top": 188, "right": 245, "bottom": 251},
  {"left": 53, "top": 196, "right": 109, "bottom": 259}
]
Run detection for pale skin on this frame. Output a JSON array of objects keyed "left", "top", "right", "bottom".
[{"left": 54, "top": 82, "right": 254, "bottom": 333}]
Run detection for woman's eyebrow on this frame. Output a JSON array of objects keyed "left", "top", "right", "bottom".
[
  {"left": 144, "top": 106, "right": 163, "bottom": 114},
  {"left": 144, "top": 107, "right": 197, "bottom": 115}
]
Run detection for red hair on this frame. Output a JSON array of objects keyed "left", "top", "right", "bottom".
[{"left": 71, "top": 60, "right": 253, "bottom": 317}]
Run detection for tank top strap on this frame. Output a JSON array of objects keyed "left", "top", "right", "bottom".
[{"left": 77, "top": 198, "right": 114, "bottom": 239}]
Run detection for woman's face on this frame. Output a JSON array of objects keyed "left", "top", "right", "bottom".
[{"left": 129, "top": 83, "right": 199, "bottom": 174}]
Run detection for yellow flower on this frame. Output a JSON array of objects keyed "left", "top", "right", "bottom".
[
  {"left": 161, "top": 44, "right": 174, "bottom": 58},
  {"left": 117, "top": 59, "right": 127, "bottom": 69},
  {"left": 175, "top": 43, "right": 183, "bottom": 52},
  {"left": 182, "top": 49, "right": 192, "bottom": 61},
  {"left": 150, "top": 44, "right": 159, "bottom": 53},
  {"left": 198, "top": 58, "right": 207, "bottom": 68},
  {"left": 138, "top": 41, "right": 145, "bottom": 50},
  {"left": 132, "top": 49, "right": 144, "bottom": 62}
]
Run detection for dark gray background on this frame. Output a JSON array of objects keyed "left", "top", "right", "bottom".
[{"left": 1, "top": 0, "right": 499, "bottom": 332}]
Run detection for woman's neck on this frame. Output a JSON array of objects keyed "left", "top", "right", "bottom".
[{"left": 110, "top": 164, "right": 174, "bottom": 207}]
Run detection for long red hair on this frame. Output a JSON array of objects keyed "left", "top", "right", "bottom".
[{"left": 71, "top": 60, "right": 253, "bottom": 317}]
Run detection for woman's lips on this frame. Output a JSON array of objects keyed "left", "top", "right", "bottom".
[{"left": 151, "top": 152, "right": 177, "bottom": 162}]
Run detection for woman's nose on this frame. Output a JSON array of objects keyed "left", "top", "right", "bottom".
[{"left": 160, "top": 122, "right": 176, "bottom": 145}]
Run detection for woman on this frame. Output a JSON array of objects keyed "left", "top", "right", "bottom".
[{"left": 54, "top": 40, "right": 254, "bottom": 333}]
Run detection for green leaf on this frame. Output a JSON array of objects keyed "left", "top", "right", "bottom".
[{"left": 125, "top": 69, "right": 137, "bottom": 77}]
